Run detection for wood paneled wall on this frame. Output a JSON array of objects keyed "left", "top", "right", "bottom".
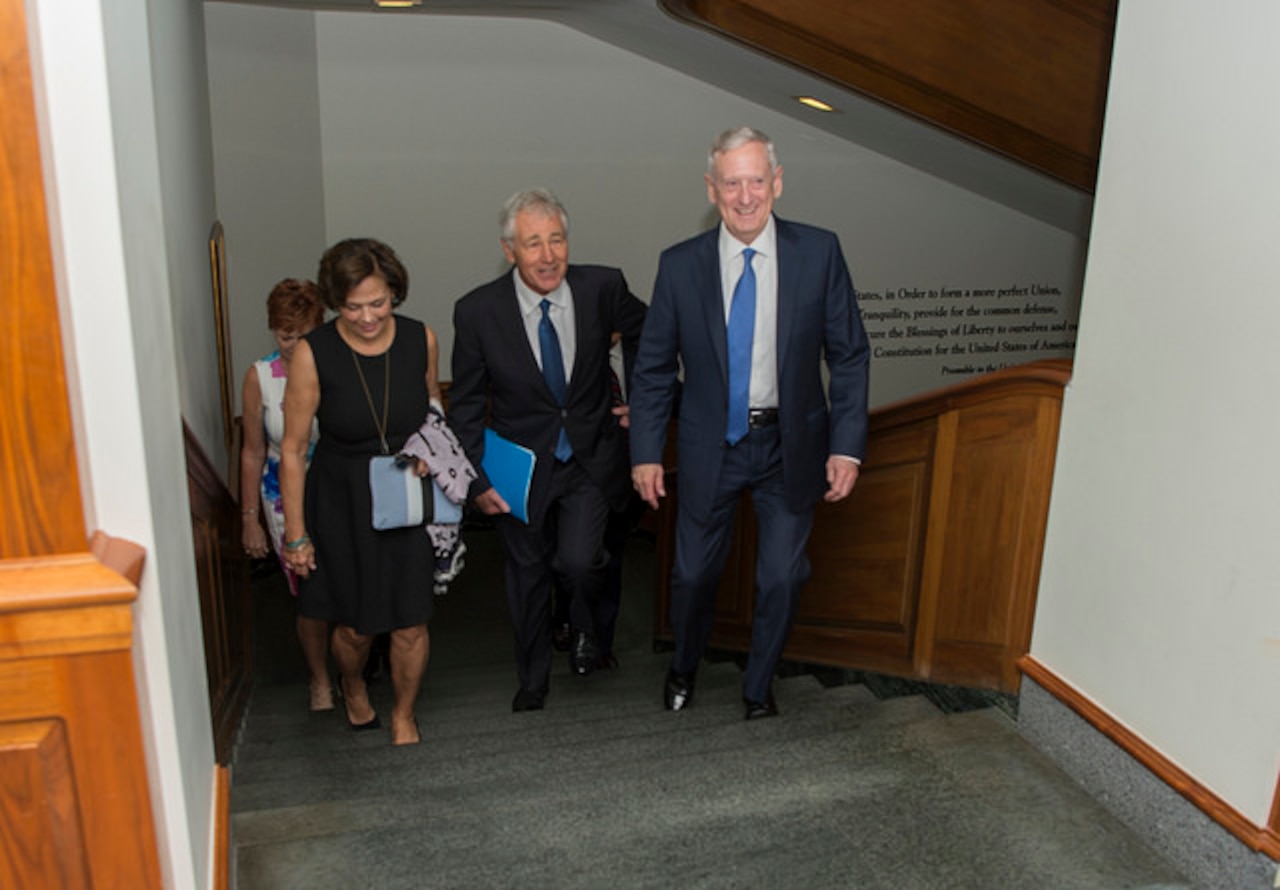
[
  {"left": 186, "top": 424, "right": 252, "bottom": 765},
  {"left": 0, "top": 545, "right": 162, "bottom": 889},
  {"left": 1, "top": 1, "right": 162, "bottom": 884},
  {"left": 0, "top": 0, "right": 85, "bottom": 558},
  {"left": 663, "top": 0, "right": 1116, "bottom": 191},
  {"left": 652, "top": 360, "right": 1070, "bottom": 694}
]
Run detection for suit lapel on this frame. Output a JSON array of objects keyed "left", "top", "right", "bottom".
[
  {"left": 774, "top": 218, "right": 799, "bottom": 374},
  {"left": 493, "top": 275, "right": 549, "bottom": 396},
  {"left": 565, "top": 266, "right": 591, "bottom": 392},
  {"left": 691, "top": 231, "right": 730, "bottom": 387}
]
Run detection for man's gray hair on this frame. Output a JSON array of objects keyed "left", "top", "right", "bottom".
[
  {"left": 500, "top": 188, "right": 570, "bottom": 243},
  {"left": 707, "top": 126, "right": 779, "bottom": 177}
]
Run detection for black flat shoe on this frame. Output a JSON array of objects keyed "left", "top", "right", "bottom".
[
  {"left": 664, "top": 669, "right": 695, "bottom": 711},
  {"left": 349, "top": 713, "right": 382, "bottom": 731}
]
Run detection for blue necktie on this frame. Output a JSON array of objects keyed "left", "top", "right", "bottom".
[
  {"left": 539, "top": 299, "right": 573, "bottom": 461},
  {"left": 726, "top": 248, "right": 756, "bottom": 445}
]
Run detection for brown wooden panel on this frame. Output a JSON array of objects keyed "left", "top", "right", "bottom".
[
  {"left": 929, "top": 397, "right": 1060, "bottom": 690},
  {"left": 934, "top": 428, "right": 1036, "bottom": 645},
  {"left": 185, "top": 423, "right": 251, "bottom": 764},
  {"left": 0, "top": 557, "right": 162, "bottom": 889},
  {"left": 804, "top": 460, "right": 926, "bottom": 632},
  {"left": 664, "top": 0, "right": 1115, "bottom": 190},
  {"left": 0, "top": 719, "right": 91, "bottom": 890},
  {"left": 0, "top": 0, "right": 86, "bottom": 558}
]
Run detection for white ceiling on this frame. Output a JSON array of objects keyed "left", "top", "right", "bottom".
[{"left": 209, "top": 0, "right": 1091, "bottom": 233}]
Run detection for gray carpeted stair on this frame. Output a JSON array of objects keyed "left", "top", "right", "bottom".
[{"left": 230, "top": 529, "right": 1197, "bottom": 890}]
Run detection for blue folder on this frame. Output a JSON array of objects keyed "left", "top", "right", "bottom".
[{"left": 482, "top": 428, "right": 535, "bottom": 523}]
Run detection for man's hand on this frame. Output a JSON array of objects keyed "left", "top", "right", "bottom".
[
  {"left": 824, "top": 456, "right": 860, "bottom": 503},
  {"left": 612, "top": 404, "right": 630, "bottom": 429},
  {"left": 631, "top": 463, "right": 666, "bottom": 510},
  {"left": 474, "top": 487, "right": 511, "bottom": 516}
]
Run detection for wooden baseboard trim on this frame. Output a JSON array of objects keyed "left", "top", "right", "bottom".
[
  {"left": 1018, "top": 656, "right": 1280, "bottom": 859},
  {"left": 214, "top": 764, "right": 230, "bottom": 890}
]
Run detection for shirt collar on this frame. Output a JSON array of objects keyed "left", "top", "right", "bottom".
[
  {"left": 512, "top": 268, "right": 570, "bottom": 317},
  {"left": 718, "top": 214, "right": 777, "bottom": 260}
]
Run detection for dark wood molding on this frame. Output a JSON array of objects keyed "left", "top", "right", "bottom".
[
  {"left": 214, "top": 764, "right": 231, "bottom": 890},
  {"left": 1020, "top": 655, "right": 1280, "bottom": 859},
  {"left": 1270, "top": 775, "right": 1280, "bottom": 857},
  {"left": 662, "top": 0, "right": 1116, "bottom": 191}
]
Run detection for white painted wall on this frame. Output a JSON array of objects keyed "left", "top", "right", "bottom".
[
  {"left": 206, "top": 6, "right": 1087, "bottom": 410},
  {"left": 1033, "top": 0, "right": 1280, "bottom": 825},
  {"left": 206, "top": 3, "right": 327, "bottom": 386},
  {"left": 28, "top": 0, "right": 219, "bottom": 886}
]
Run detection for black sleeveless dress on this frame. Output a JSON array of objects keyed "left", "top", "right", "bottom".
[{"left": 298, "top": 315, "right": 434, "bottom": 633}]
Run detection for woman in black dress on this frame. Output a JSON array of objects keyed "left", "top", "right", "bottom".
[{"left": 280, "top": 238, "right": 441, "bottom": 746}]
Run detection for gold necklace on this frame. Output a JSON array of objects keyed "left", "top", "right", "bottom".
[{"left": 351, "top": 348, "right": 391, "bottom": 454}]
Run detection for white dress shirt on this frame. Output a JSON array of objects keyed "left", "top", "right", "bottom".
[
  {"left": 513, "top": 269, "right": 576, "bottom": 385},
  {"left": 718, "top": 215, "right": 778, "bottom": 410}
]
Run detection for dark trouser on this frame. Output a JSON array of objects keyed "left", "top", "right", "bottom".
[
  {"left": 495, "top": 459, "right": 609, "bottom": 694},
  {"left": 553, "top": 492, "right": 644, "bottom": 656},
  {"left": 669, "top": 426, "right": 814, "bottom": 703}
]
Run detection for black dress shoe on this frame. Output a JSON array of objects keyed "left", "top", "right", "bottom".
[
  {"left": 571, "top": 631, "right": 599, "bottom": 676},
  {"left": 512, "top": 688, "right": 546, "bottom": 712},
  {"left": 664, "top": 669, "right": 695, "bottom": 711},
  {"left": 595, "top": 652, "right": 619, "bottom": 670},
  {"left": 743, "top": 692, "right": 779, "bottom": 720}
]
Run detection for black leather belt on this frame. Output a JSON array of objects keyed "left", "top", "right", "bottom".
[{"left": 747, "top": 408, "right": 779, "bottom": 428}]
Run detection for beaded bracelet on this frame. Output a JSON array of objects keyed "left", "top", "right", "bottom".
[{"left": 284, "top": 535, "right": 311, "bottom": 550}]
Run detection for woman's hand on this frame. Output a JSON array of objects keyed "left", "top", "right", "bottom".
[
  {"left": 242, "top": 517, "right": 270, "bottom": 559},
  {"left": 285, "top": 537, "right": 317, "bottom": 578}
]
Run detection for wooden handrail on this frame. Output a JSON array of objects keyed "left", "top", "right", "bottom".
[{"left": 871, "top": 359, "right": 1072, "bottom": 425}]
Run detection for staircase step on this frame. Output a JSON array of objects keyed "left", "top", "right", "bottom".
[
  {"left": 232, "top": 528, "right": 1196, "bottom": 890},
  {"left": 231, "top": 695, "right": 1096, "bottom": 890},
  {"left": 230, "top": 679, "right": 935, "bottom": 815}
]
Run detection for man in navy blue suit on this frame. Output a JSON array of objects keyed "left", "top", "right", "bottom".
[{"left": 628, "top": 127, "right": 870, "bottom": 720}]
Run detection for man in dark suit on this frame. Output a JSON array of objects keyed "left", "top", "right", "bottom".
[
  {"left": 629, "top": 127, "right": 870, "bottom": 720},
  {"left": 450, "top": 188, "right": 647, "bottom": 712}
]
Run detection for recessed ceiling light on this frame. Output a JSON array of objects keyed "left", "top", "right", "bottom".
[
  {"left": 373, "top": 0, "right": 422, "bottom": 7},
  {"left": 795, "top": 96, "right": 838, "bottom": 113}
]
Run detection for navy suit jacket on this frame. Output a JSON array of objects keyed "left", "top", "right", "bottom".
[
  {"left": 449, "top": 264, "right": 647, "bottom": 527},
  {"left": 628, "top": 217, "right": 870, "bottom": 522}
]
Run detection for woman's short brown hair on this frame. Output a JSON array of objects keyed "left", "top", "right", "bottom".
[
  {"left": 266, "top": 278, "right": 325, "bottom": 331},
  {"left": 315, "top": 238, "right": 409, "bottom": 311}
]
